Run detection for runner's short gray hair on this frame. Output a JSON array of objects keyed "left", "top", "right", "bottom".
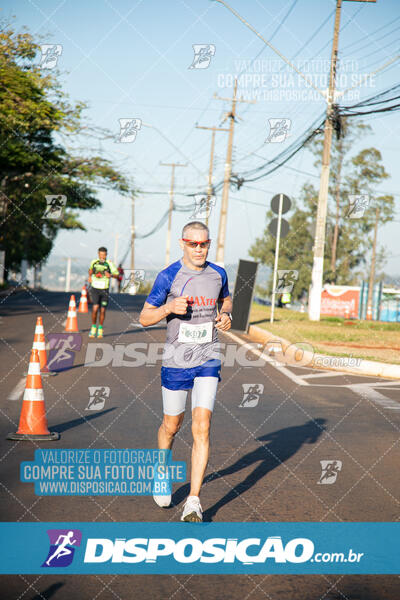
[{"left": 182, "top": 221, "right": 209, "bottom": 238}]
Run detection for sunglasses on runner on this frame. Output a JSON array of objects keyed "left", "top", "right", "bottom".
[{"left": 182, "top": 239, "right": 211, "bottom": 249}]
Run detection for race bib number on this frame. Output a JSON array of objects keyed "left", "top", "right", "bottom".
[{"left": 178, "top": 321, "right": 213, "bottom": 344}]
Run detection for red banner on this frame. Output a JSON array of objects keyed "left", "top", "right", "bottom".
[{"left": 320, "top": 286, "right": 360, "bottom": 318}]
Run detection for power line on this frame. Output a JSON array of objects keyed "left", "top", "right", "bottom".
[
  {"left": 234, "top": 0, "right": 300, "bottom": 83},
  {"left": 225, "top": 112, "right": 325, "bottom": 185},
  {"left": 341, "top": 15, "right": 400, "bottom": 51},
  {"left": 235, "top": 6, "right": 337, "bottom": 158},
  {"left": 214, "top": 0, "right": 324, "bottom": 97},
  {"left": 341, "top": 83, "right": 400, "bottom": 117},
  {"left": 362, "top": 34, "right": 400, "bottom": 61}
]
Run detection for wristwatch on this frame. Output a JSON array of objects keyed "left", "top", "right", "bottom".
[{"left": 221, "top": 312, "right": 232, "bottom": 320}]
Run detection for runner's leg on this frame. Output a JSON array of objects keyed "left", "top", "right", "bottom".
[
  {"left": 99, "top": 306, "right": 106, "bottom": 325},
  {"left": 153, "top": 388, "right": 187, "bottom": 507},
  {"left": 158, "top": 387, "right": 187, "bottom": 449},
  {"left": 189, "top": 376, "right": 218, "bottom": 497},
  {"left": 91, "top": 304, "right": 98, "bottom": 325},
  {"left": 90, "top": 288, "right": 99, "bottom": 330}
]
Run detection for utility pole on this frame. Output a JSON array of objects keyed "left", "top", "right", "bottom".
[
  {"left": 196, "top": 125, "right": 229, "bottom": 226},
  {"left": 130, "top": 194, "right": 135, "bottom": 272},
  {"left": 308, "top": 0, "right": 342, "bottom": 321},
  {"left": 308, "top": 0, "right": 376, "bottom": 320},
  {"left": 214, "top": 79, "right": 255, "bottom": 265},
  {"left": 65, "top": 257, "right": 72, "bottom": 292},
  {"left": 0, "top": 250, "right": 5, "bottom": 286},
  {"left": 114, "top": 232, "right": 120, "bottom": 268},
  {"left": 214, "top": 0, "right": 376, "bottom": 302},
  {"left": 33, "top": 263, "right": 42, "bottom": 290},
  {"left": 160, "top": 162, "right": 187, "bottom": 267},
  {"left": 366, "top": 204, "right": 380, "bottom": 319},
  {"left": 113, "top": 232, "right": 120, "bottom": 293}
]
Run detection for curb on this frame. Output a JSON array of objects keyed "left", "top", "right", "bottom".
[
  {"left": 0, "top": 285, "right": 27, "bottom": 299},
  {"left": 247, "top": 324, "right": 400, "bottom": 380}
]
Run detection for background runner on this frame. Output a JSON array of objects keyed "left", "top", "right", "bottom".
[{"left": 88, "top": 246, "right": 119, "bottom": 338}]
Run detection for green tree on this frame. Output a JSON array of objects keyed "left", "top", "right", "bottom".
[
  {"left": 0, "top": 22, "right": 133, "bottom": 276},
  {"left": 346, "top": 148, "right": 394, "bottom": 310},
  {"left": 248, "top": 166, "right": 381, "bottom": 302}
]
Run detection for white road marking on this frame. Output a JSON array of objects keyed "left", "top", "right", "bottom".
[
  {"left": 223, "top": 330, "right": 400, "bottom": 409},
  {"left": 7, "top": 377, "right": 26, "bottom": 401},
  {"left": 364, "top": 380, "right": 400, "bottom": 388},
  {"left": 348, "top": 383, "right": 400, "bottom": 410},
  {"left": 223, "top": 330, "right": 309, "bottom": 386},
  {"left": 301, "top": 371, "right": 347, "bottom": 379}
]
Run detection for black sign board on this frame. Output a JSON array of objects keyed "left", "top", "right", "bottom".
[{"left": 231, "top": 259, "right": 259, "bottom": 332}]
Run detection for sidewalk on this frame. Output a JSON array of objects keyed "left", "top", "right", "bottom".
[
  {"left": 248, "top": 324, "right": 400, "bottom": 380},
  {"left": 0, "top": 284, "right": 26, "bottom": 300}
]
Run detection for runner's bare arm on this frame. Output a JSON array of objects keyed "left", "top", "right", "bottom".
[
  {"left": 219, "top": 295, "right": 233, "bottom": 315},
  {"left": 139, "top": 296, "right": 189, "bottom": 327}
]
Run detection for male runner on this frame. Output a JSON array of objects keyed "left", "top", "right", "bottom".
[
  {"left": 139, "top": 221, "right": 232, "bottom": 522},
  {"left": 88, "top": 247, "right": 119, "bottom": 338}
]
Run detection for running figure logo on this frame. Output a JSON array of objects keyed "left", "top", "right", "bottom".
[
  {"left": 318, "top": 460, "right": 342, "bottom": 484},
  {"left": 346, "top": 195, "right": 369, "bottom": 219},
  {"left": 42, "top": 529, "right": 82, "bottom": 567},
  {"left": 39, "top": 44, "right": 63, "bottom": 69},
  {"left": 188, "top": 44, "right": 216, "bottom": 69},
  {"left": 191, "top": 194, "right": 216, "bottom": 219},
  {"left": 43, "top": 195, "right": 67, "bottom": 220},
  {"left": 46, "top": 334, "right": 82, "bottom": 371},
  {"left": 86, "top": 386, "right": 110, "bottom": 411},
  {"left": 118, "top": 118, "right": 142, "bottom": 143},
  {"left": 266, "top": 119, "right": 291, "bottom": 143},
  {"left": 276, "top": 270, "right": 298, "bottom": 294},
  {"left": 239, "top": 384, "right": 264, "bottom": 408}
]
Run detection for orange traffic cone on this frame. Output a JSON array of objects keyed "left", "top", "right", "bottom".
[
  {"left": 344, "top": 305, "right": 350, "bottom": 320},
  {"left": 78, "top": 286, "right": 89, "bottom": 313},
  {"left": 366, "top": 305, "right": 372, "bottom": 321},
  {"left": 30, "top": 316, "right": 48, "bottom": 372},
  {"left": 65, "top": 295, "right": 79, "bottom": 332},
  {"left": 7, "top": 349, "right": 60, "bottom": 440}
]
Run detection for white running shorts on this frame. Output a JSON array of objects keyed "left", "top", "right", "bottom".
[{"left": 162, "top": 376, "right": 219, "bottom": 416}]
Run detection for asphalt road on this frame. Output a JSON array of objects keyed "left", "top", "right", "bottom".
[{"left": 1, "top": 290, "right": 399, "bottom": 599}]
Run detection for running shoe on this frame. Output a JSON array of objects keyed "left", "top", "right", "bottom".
[
  {"left": 97, "top": 326, "right": 104, "bottom": 338},
  {"left": 89, "top": 325, "right": 97, "bottom": 338},
  {"left": 181, "top": 496, "right": 202, "bottom": 522},
  {"left": 152, "top": 462, "right": 171, "bottom": 508}
]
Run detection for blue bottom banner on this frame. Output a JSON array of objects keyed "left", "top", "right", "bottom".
[{"left": 0, "top": 522, "right": 398, "bottom": 574}]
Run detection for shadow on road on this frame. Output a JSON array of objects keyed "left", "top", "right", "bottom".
[
  {"left": 52, "top": 408, "right": 117, "bottom": 433},
  {"left": 31, "top": 583, "right": 64, "bottom": 600},
  {"left": 100, "top": 326, "right": 166, "bottom": 338},
  {"left": 249, "top": 317, "right": 281, "bottom": 326},
  {"left": 173, "top": 418, "right": 326, "bottom": 520},
  {"left": 48, "top": 362, "right": 89, "bottom": 373}
]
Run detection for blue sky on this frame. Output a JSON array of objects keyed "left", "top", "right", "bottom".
[{"left": 5, "top": 0, "right": 400, "bottom": 277}]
